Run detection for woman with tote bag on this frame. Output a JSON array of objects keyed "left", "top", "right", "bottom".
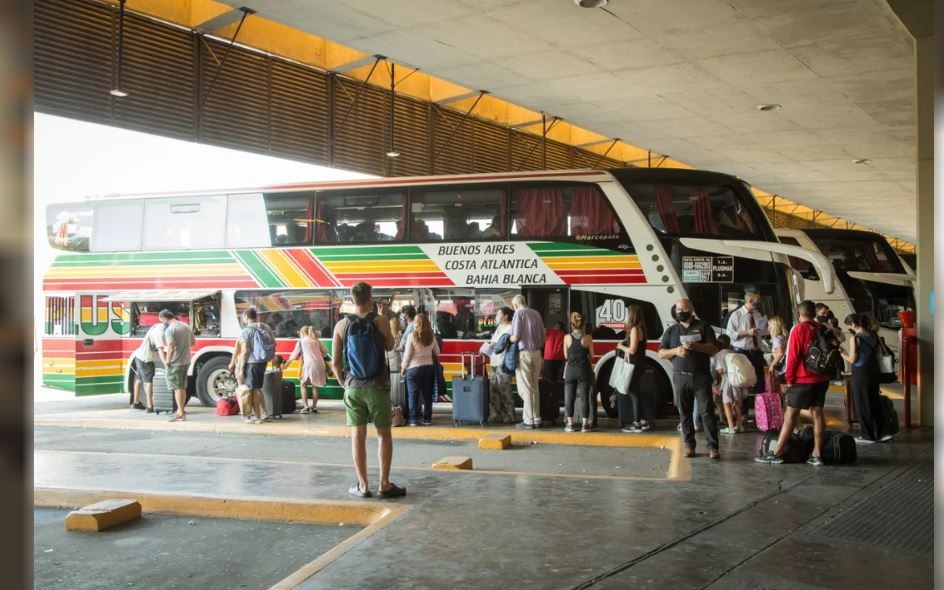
[{"left": 615, "top": 305, "right": 650, "bottom": 433}]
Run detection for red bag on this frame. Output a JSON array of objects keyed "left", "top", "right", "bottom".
[{"left": 216, "top": 396, "right": 240, "bottom": 416}]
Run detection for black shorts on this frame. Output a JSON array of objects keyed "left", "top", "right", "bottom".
[
  {"left": 133, "top": 358, "right": 155, "bottom": 384},
  {"left": 786, "top": 381, "right": 829, "bottom": 410},
  {"left": 244, "top": 362, "right": 267, "bottom": 389}
]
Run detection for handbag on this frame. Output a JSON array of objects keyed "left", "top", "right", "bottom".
[
  {"left": 608, "top": 353, "right": 635, "bottom": 395},
  {"left": 876, "top": 338, "right": 896, "bottom": 383}
]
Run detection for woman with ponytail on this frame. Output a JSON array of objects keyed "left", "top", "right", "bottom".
[{"left": 842, "top": 313, "right": 891, "bottom": 444}]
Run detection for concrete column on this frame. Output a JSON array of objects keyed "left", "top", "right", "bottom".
[{"left": 887, "top": 0, "right": 934, "bottom": 426}]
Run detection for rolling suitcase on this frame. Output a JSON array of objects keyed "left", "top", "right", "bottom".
[
  {"left": 281, "top": 380, "right": 297, "bottom": 414},
  {"left": 754, "top": 392, "right": 784, "bottom": 431},
  {"left": 452, "top": 353, "right": 489, "bottom": 426},
  {"left": 617, "top": 391, "right": 634, "bottom": 426},
  {"left": 539, "top": 378, "right": 563, "bottom": 425},
  {"left": 152, "top": 362, "right": 191, "bottom": 415}
]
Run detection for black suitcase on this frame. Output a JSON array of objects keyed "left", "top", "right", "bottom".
[
  {"left": 799, "top": 427, "right": 857, "bottom": 464},
  {"left": 281, "top": 380, "right": 297, "bottom": 414},
  {"left": 539, "top": 378, "right": 563, "bottom": 425},
  {"left": 152, "top": 362, "right": 192, "bottom": 415},
  {"left": 880, "top": 394, "right": 899, "bottom": 435},
  {"left": 452, "top": 354, "right": 489, "bottom": 426},
  {"left": 617, "top": 392, "right": 634, "bottom": 426}
]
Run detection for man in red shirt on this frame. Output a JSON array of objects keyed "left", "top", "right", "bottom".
[{"left": 755, "top": 300, "right": 830, "bottom": 466}]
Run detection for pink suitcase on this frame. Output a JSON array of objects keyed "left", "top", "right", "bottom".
[{"left": 754, "top": 392, "right": 784, "bottom": 432}]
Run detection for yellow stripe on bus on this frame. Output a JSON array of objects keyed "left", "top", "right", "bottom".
[
  {"left": 44, "top": 359, "right": 76, "bottom": 370},
  {"left": 47, "top": 264, "right": 247, "bottom": 278},
  {"left": 542, "top": 256, "right": 640, "bottom": 267},
  {"left": 258, "top": 250, "right": 312, "bottom": 288},
  {"left": 324, "top": 261, "right": 441, "bottom": 272}
]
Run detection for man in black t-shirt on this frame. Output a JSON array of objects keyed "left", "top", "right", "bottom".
[{"left": 659, "top": 298, "right": 721, "bottom": 460}]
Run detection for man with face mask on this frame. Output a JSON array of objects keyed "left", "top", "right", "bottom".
[
  {"left": 724, "top": 287, "right": 768, "bottom": 395},
  {"left": 659, "top": 299, "right": 720, "bottom": 460}
]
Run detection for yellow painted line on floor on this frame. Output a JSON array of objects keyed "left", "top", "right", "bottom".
[{"left": 35, "top": 486, "right": 408, "bottom": 589}]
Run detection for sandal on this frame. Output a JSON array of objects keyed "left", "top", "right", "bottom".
[{"left": 378, "top": 483, "right": 407, "bottom": 499}]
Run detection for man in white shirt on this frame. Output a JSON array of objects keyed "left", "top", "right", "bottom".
[
  {"left": 130, "top": 319, "right": 167, "bottom": 412},
  {"left": 724, "top": 287, "right": 768, "bottom": 395}
]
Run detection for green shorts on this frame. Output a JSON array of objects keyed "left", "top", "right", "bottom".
[
  {"left": 343, "top": 386, "right": 392, "bottom": 429},
  {"left": 165, "top": 364, "right": 188, "bottom": 391}
]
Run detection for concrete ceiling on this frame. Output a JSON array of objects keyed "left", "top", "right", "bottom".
[{"left": 224, "top": 0, "right": 917, "bottom": 242}]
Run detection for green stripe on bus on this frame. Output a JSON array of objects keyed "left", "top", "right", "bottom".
[
  {"left": 76, "top": 383, "right": 124, "bottom": 395},
  {"left": 43, "top": 376, "right": 75, "bottom": 389},
  {"left": 310, "top": 245, "right": 424, "bottom": 257},
  {"left": 233, "top": 251, "right": 285, "bottom": 288},
  {"left": 52, "top": 251, "right": 233, "bottom": 266},
  {"left": 527, "top": 242, "right": 624, "bottom": 256}
]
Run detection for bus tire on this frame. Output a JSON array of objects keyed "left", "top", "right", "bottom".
[{"left": 195, "top": 356, "right": 236, "bottom": 407}]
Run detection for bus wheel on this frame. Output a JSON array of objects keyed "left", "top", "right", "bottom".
[
  {"left": 196, "top": 356, "right": 236, "bottom": 406},
  {"left": 595, "top": 360, "right": 619, "bottom": 419}
]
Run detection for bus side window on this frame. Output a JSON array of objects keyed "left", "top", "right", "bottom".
[
  {"left": 410, "top": 188, "right": 505, "bottom": 242},
  {"left": 316, "top": 191, "right": 406, "bottom": 244},
  {"left": 264, "top": 193, "right": 313, "bottom": 247},
  {"left": 510, "top": 183, "right": 626, "bottom": 244}
]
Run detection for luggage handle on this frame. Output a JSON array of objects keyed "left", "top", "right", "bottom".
[{"left": 460, "top": 353, "right": 477, "bottom": 379}]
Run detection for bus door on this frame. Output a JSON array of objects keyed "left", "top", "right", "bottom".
[
  {"left": 522, "top": 286, "right": 569, "bottom": 331},
  {"left": 42, "top": 295, "right": 78, "bottom": 392}
]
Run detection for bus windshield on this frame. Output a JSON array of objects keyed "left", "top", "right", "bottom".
[{"left": 806, "top": 234, "right": 906, "bottom": 274}]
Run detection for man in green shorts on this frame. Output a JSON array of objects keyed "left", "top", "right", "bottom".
[
  {"left": 332, "top": 282, "right": 405, "bottom": 499},
  {"left": 158, "top": 309, "right": 195, "bottom": 422}
]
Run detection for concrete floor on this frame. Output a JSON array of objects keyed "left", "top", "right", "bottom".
[
  {"left": 33, "top": 390, "right": 932, "bottom": 589},
  {"left": 35, "top": 508, "right": 351, "bottom": 590}
]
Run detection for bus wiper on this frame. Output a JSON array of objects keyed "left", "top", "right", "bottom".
[{"left": 680, "top": 237, "right": 835, "bottom": 295}]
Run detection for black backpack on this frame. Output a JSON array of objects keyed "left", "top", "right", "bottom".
[{"left": 804, "top": 324, "right": 843, "bottom": 375}]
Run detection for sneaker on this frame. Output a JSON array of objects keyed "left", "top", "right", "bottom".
[
  {"left": 720, "top": 427, "right": 738, "bottom": 435},
  {"left": 132, "top": 402, "right": 146, "bottom": 410},
  {"left": 515, "top": 422, "right": 536, "bottom": 430},
  {"left": 348, "top": 483, "right": 371, "bottom": 499},
  {"left": 377, "top": 483, "right": 406, "bottom": 499},
  {"left": 639, "top": 422, "right": 652, "bottom": 431},
  {"left": 244, "top": 417, "right": 257, "bottom": 424},
  {"left": 408, "top": 421, "right": 418, "bottom": 427},
  {"left": 854, "top": 437, "right": 876, "bottom": 445},
  {"left": 879, "top": 434, "right": 894, "bottom": 443},
  {"left": 300, "top": 407, "right": 313, "bottom": 414},
  {"left": 754, "top": 452, "right": 784, "bottom": 464},
  {"left": 621, "top": 424, "right": 643, "bottom": 433},
  {"left": 260, "top": 416, "right": 274, "bottom": 423},
  {"left": 564, "top": 423, "right": 575, "bottom": 432},
  {"left": 421, "top": 420, "right": 432, "bottom": 426},
  {"left": 581, "top": 423, "right": 594, "bottom": 432},
  {"left": 146, "top": 407, "right": 154, "bottom": 414},
  {"left": 807, "top": 455, "right": 824, "bottom": 466}
]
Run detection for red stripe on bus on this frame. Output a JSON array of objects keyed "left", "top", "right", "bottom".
[
  {"left": 561, "top": 276, "right": 648, "bottom": 285},
  {"left": 285, "top": 249, "right": 340, "bottom": 287},
  {"left": 74, "top": 340, "right": 127, "bottom": 353},
  {"left": 43, "top": 339, "right": 76, "bottom": 353}
]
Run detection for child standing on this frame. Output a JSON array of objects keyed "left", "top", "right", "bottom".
[
  {"left": 287, "top": 325, "right": 329, "bottom": 413},
  {"left": 714, "top": 334, "right": 747, "bottom": 434}
]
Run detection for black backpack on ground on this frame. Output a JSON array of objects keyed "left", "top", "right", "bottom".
[
  {"left": 760, "top": 429, "right": 811, "bottom": 463},
  {"left": 804, "top": 324, "right": 843, "bottom": 376},
  {"left": 798, "top": 426, "right": 857, "bottom": 464}
]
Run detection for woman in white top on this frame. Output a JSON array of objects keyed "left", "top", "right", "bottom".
[
  {"left": 485, "top": 306, "right": 516, "bottom": 423},
  {"left": 401, "top": 313, "right": 440, "bottom": 426},
  {"left": 287, "top": 325, "right": 329, "bottom": 413}
]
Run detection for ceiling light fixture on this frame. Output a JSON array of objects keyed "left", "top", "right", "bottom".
[
  {"left": 386, "top": 150, "right": 401, "bottom": 158},
  {"left": 110, "top": 0, "right": 129, "bottom": 98},
  {"left": 756, "top": 104, "right": 781, "bottom": 112},
  {"left": 573, "top": 0, "right": 608, "bottom": 7},
  {"left": 853, "top": 158, "right": 872, "bottom": 165}
]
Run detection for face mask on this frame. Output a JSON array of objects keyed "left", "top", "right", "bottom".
[
  {"left": 676, "top": 311, "right": 693, "bottom": 322},
  {"left": 848, "top": 328, "right": 856, "bottom": 335}
]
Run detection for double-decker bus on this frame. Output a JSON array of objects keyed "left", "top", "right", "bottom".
[
  {"left": 775, "top": 228, "right": 915, "bottom": 355},
  {"left": 42, "top": 168, "right": 832, "bottom": 417}
]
